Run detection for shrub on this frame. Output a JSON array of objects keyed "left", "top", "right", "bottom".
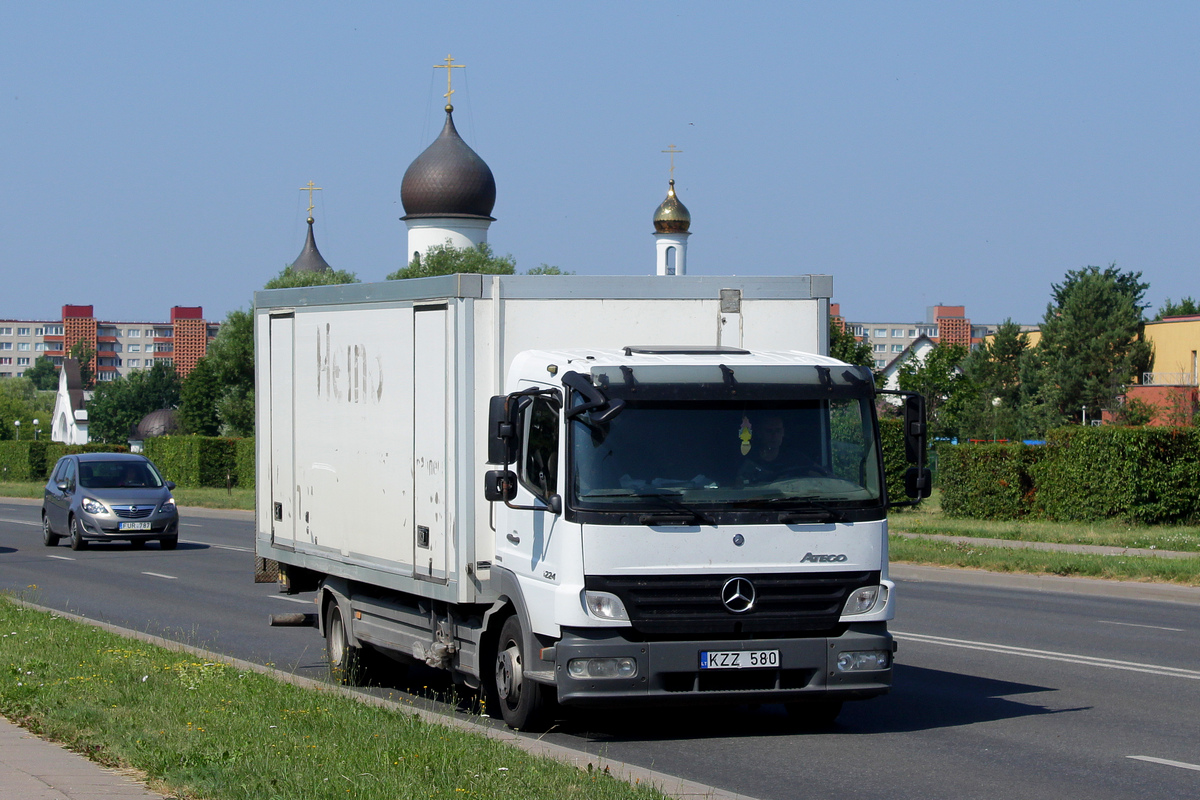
[
  {"left": 879, "top": 418, "right": 910, "bottom": 505},
  {"left": 0, "top": 441, "right": 47, "bottom": 482},
  {"left": 144, "top": 436, "right": 238, "bottom": 488},
  {"left": 235, "top": 437, "right": 255, "bottom": 490},
  {"left": 939, "top": 442, "right": 1043, "bottom": 520}
]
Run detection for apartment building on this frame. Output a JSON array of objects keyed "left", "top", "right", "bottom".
[
  {"left": 841, "top": 305, "right": 1010, "bottom": 369},
  {"left": 0, "top": 305, "right": 218, "bottom": 380}
]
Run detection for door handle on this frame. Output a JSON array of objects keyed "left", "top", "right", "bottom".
[{"left": 506, "top": 533, "right": 521, "bottom": 545}]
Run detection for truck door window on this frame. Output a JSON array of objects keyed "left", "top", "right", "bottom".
[{"left": 519, "top": 396, "right": 559, "bottom": 500}]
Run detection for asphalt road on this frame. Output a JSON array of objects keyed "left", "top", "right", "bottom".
[{"left": 1, "top": 497, "right": 1198, "bottom": 800}]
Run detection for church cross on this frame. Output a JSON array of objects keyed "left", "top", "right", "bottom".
[
  {"left": 299, "top": 181, "right": 322, "bottom": 216},
  {"left": 662, "top": 144, "right": 683, "bottom": 180},
  {"left": 435, "top": 54, "right": 466, "bottom": 106}
]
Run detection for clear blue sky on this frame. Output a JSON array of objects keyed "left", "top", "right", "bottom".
[{"left": 3, "top": 2, "right": 1198, "bottom": 327}]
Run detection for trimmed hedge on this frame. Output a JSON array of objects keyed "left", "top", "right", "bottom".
[
  {"left": 0, "top": 441, "right": 48, "bottom": 482},
  {"left": 939, "top": 442, "right": 1044, "bottom": 520},
  {"left": 144, "top": 436, "right": 239, "bottom": 489},
  {"left": 879, "top": 418, "right": 909, "bottom": 505},
  {"left": 235, "top": 437, "right": 255, "bottom": 490},
  {"left": 941, "top": 427, "right": 1200, "bottom": 524},
  {"left": 1032, "top": 427, "right": 1200, "bottom": 524}
]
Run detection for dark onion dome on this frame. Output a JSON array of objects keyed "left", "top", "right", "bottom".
[
  {"left": 135, "top": 408, "right": 179, "bottom": 439},
  {"left": 653, "top": 179, "right": 691, "bottom": 233},
  {"left": 401, "top": 107, "right": 496, "bottom": 220},
  {"left": 291, "top": 217, "right": 333, "bottom": 273}
]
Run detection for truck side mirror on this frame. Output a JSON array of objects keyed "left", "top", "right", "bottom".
[
  {"left": 903, "top": 394, "right": 926, "bottom": 464},
  {"left": 487, "top": 396, "right": 516, "bottom": 465},
  {"left": 484, "top": 469, "right": 517, "bottom": 502},
  {"left": 905, "top": 467, "right": 932, "bottom": 500}
]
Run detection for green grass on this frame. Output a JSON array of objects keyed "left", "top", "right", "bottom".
[
  {"left": 0, "top": 596, "right": 667, "bottom": 800},
  {"left": 891, "top": 490, "right": 1200, "bottom": 553},
  {"left": 890, "top": 534, "right": 1200, "bottom": 586}
]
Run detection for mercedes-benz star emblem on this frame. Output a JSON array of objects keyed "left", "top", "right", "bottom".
[{"left": 721, "top": 577, "right": 756, "bottom": 613}]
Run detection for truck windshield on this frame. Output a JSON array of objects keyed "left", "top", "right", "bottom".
[{"left": 570, "top": 395, "right": 884, "bottom": 519}]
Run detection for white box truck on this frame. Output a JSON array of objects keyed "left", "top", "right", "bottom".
[{"left": 254, "top": 274, "right": 929, "bottom": 729}]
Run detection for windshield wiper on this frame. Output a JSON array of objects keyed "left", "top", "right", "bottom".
[{"left": 582, "top": 490, "right": 712, "bottom": 525}]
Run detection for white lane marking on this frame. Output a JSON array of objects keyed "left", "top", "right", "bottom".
[
  {"left": 269, "top": 595, "right": 314, "bottom": 605},
  {"left": 142, "top": 572, "right": 178, "bottom": 580},
  {"left": 181, "top": 523, "right": 203, "bottom": 527},
  {"left": 47, "top": 555, "right": 75, "bottom": 561},
  {"left": 1098, "top": 620, "right": 1185, "bottom": 633},
  {"left": 182, "top": 539, "right": 253, "bottom": 553},
  {"left": 0, "top": 517, "right": 39, "bottom": 527},
  {"left": 1127, "top": 755, "right": 1200, "bottom": 772},
  {"left": 893, "top": 631, "right": 1200, "bottom": 681}
]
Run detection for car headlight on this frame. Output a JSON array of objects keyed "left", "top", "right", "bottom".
[
  {"left": 583, "top": 591, "right": 629, "bottom": 621},
  {"left": 160, "top": 497, "right": 176, "bottom": 512},
  {"left": 81, "top": 497, "right": 107, "bottom": 515},
  {"left": 841, "top": 585, "right": 887, "bottom": 616}
]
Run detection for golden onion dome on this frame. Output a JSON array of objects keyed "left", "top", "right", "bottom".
[{"left": 653, "top": 179, "right": 691, "bottom": 233}]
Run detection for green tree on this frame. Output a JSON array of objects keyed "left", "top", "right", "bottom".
[
  {"left": 264, "top": 265, "right": 360, "bottom": 290},
  {"left": 829, "top": 321, "right": 875, "bottom": 371},
  {"left": 524, "top": 264, "right": 574, "bottom": 275},
  {"left": 897, "top": 343, "right": 970, "bottom": 440},
  {"left": 68, "top": 341, "right": 95, "bottom": 389},
  {"left": 23, "top": 357, "right": 59, "bottom": 391},
  {"left": 86, "top": 362, "right": 182, "bottom": 444},
  {"left": 203, "top": 309, "right": 255, "bottom": 437},
  {"left": 0, "top": 378, "right": 46, "bottom": 442},
  {"left": 955, "top": 320, "right": 1029, "bottom": 440},
  {"left": 178, "top": 356, "right": 222, "bottom": 436},
  {"left": 386, "top": 241, "right": 516, "bottom": 280},
  {"left": 1154, "top": 296, "right": 1200, "bottom": 320},
  {"left": 1024, "top": 264, "right": 1153, "bottom": 429}
]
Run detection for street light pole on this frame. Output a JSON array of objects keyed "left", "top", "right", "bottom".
[
  {"left": 32, "top": 418, "right": 40, "bottom": 441},
  {"left": 13, "top": 420, "right": 19, "bottom": 441}
]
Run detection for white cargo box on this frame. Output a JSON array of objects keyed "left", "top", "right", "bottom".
[{"left": 255, "top": 274, "right": 832, "bottom": 605}]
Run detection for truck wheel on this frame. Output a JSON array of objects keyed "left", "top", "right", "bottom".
[
  {"left": 493, "top": 615, "right": 553, "bottom": 731},
  {"left": 69, "top": 516, "right": 87, "bottom": 551},
  {"left": 42, "top": 513, "right": 60, "bottom": 547},
  {"left": 326, "top": 604, "right": 364, "bottom": 685},
  {"left": 785, "top": 699, "right": 843, "bottom": 729}
]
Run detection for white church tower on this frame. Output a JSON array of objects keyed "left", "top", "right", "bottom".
[
  {"left": 653, "top": 146, "right": 691, "bottom": 275},
  {"left": 400, "top": 56, "right": 496, "bottom": 266}
]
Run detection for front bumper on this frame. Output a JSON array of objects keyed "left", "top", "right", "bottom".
[
  {"left": 78, "top": 512, "right": 178, "bottom": 540},
  {"left": 548, "top": 622, "right": 894, "bottom": 707}
]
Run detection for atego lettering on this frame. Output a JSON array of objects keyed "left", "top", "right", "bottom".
[{"left": 801, "top": 552, "right": 848, "bottom": 563}]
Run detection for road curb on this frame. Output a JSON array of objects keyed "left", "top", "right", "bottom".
[{"left": 4, "top": 596, "right": 757, "bottom": 800}]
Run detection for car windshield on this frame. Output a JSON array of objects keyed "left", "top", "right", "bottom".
[
  {"left": 570, "top": 396, "right": 883, "bottom": 512},
  {"left": 78, "top": 461, "right": 164, "bottom": 490}
]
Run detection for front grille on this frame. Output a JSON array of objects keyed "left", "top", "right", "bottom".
[
  {"left": 662, "top": 668, "right": 817, "bottom": 693},
  {"left": 586, "top": 571, "right": 878, "bottom": 636},
  {"left": 111, "top": 505, "right": 154, "bottom": 519}
]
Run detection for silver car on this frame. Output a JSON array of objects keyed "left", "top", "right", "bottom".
[{"left": 42, "top": 453, "right": 180, "bottom": 550}]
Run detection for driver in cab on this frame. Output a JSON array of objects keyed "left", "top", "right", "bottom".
[{"left": 736, "top": 414, "right": 823, "bottom": 486}]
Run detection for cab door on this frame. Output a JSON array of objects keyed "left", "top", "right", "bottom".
[{"left": 493, "top": 391, "right": 561, "bottom": 580}]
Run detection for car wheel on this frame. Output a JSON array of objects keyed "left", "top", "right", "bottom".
[
  {"left": 41, "top": 513, "right": 60, "bottom": 547},
  {"left": 69, "top": 516, "right": 87, "bottom": 551},
  {"left": 492, "top": 615, "right": 554, "bottom": 730},
  {"left": 159, "top": 535, "right": 178, "bottom": 550}
]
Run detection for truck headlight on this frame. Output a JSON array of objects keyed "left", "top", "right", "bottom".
[
  {"left": 583, "top": 591, "right": 629, "bottom": 621},
  {"left": 841, "top": 585, "right": 886, "bottom": 616},
  {"left": 567, "top": 657, "right": 637, "bottom": 679},
  {"left": 836, "top": 650, "right": 891, "bottom": 671},
  {"left": 81, "top": 497, "right": 107, "bottom": 515}
]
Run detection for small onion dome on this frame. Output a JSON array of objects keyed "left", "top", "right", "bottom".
[
  {"left": 291, "top": 217, "right": 333, "bottom": 273},
  {"left": 401, "top": 108, "right": 496, "bottom": 220},
  {"left": 135, "top": 408, "right": 179, "bottom": 439},
  {"left": 653, "top": 179, "right": 691, "bottom": 233}
]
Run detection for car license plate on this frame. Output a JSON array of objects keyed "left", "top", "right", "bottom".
[
  {"left": 699, "top": 649, "right": 780, "bottom": 669},
  {"left": 118, "top": 522, "right": 152, "bottom": 531}
]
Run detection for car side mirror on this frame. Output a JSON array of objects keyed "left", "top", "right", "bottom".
[
  {"left": 166, "top": 481, "right": 176, "bottom": 491},
  {"left": 56, "top": 481, "right": 68, "bottom": 492},
  {"left": 484, "top": 469, "right": 517, "bottom": 502}
]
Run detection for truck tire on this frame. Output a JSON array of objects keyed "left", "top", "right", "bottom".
[
  {"left": 326, "top": 604, "right": 364, "bottom": 686},
  {"left": 492, "top": 615, "right": 553, "bottom": 731},
  {"left": 42, "top": 513, "right": 60, "bottom": 547},
  {"left": 785, "top": 699, "right": 843, "bottom": 729}
]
